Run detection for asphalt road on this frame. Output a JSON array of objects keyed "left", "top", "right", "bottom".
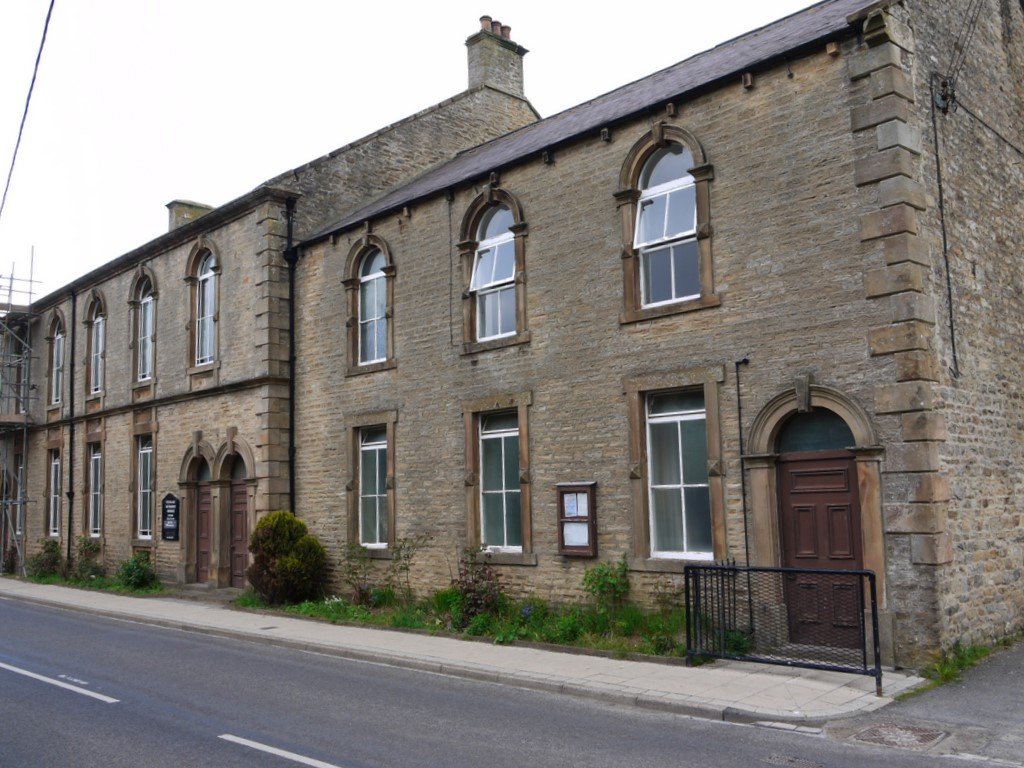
[{"left": 0, "top": 598, "right": 1001, "bottom": 768}]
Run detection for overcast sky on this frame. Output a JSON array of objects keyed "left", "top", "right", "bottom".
[{"left": 0, "top": 1, "right": 817, "bottom": 300}]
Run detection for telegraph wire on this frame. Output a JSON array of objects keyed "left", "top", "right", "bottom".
[
  {"left": 0, "top": 0, "right": 57, "bottom": 225},
  {"left": 944, "top": 0, "right": 984, "bottom": 95},
  {"left": 955, "top": 100, "right": 1024, "bottom": 161}
]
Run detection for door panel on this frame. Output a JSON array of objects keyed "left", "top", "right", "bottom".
[
  {"left": 778, "top": 454, "right": 863, "bottom": 648},
  {"left": 195, "top": 483, "right": 211, "bottom": 583},
  {"left": 229, "top": 480, "right": 247, "bottom": 588}
]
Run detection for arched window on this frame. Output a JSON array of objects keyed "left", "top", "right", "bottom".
[
  {"left": 458, "top": 188, "right": 529, "bottom": 354},
  {"left": 636, "top": 145, "right": 698, "bottom": 307},
  {"left": 196, "top": 252, "right": 217, "bottom": 365},
  {"left": 132, "top": 273, "right": 156, "bottom": 383},
  {"left": 343, "top": 236, "right": 395, "bottom": 375},
  {"left": 777, "top": 409, "right": 855, "bottom": 453},
  {"left": 358, "top": 249, "right": 387, "bottom": 365},
  {"left": 48, "top": 315, "right": 65, "bottom": 406},
  {"left": 87, "top": 299, "right": 105, "bottom": 395},
  {"left": 617, "top": 124, "right": 718, "bottom": 323},
  {"left": 471, "top": 206, "right": 516, "bottom": 341}
]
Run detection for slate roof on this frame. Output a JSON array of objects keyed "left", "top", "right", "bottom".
[{"left": 305, "top": 0, "right": 873, "bottom": 245}]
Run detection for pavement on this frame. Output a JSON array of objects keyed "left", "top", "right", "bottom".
[{"left": 0, "top": 577, "right": 922, "bottom": 726}]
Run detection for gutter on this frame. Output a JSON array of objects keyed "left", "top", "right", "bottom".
[
  {"left": 66, "top": 289, "right": 76, "bottom": 563},
  {"left": 283, "top": 198, "right": 299, "bottom": 513}
]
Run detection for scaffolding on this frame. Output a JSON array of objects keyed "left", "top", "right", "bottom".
[{"left": 0, "top": 260, "right": 37, "bottom": 577}]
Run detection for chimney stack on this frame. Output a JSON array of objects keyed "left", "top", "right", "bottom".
[
  {"left": 166, "top": 200, "right": 214, "bottom": 231},
  {"left": 466, "top": 15, "right": 527, "bottom": 98}
]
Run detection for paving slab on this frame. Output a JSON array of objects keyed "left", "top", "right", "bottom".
[{"left": 0, "top": 577, "right": 923, "bottom": 724}]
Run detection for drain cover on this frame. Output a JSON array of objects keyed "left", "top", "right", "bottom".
[
  {"left": 764, "top": 756, "right": 822, "bottom": 768},
  {"left": 852, "top": 723, "right": 946, "bottom": 750}
]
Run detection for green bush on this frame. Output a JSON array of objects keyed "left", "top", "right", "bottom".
[
  {"left": 73, "top": 537, "right": 105, "bottom": 581},
  {"left": 1, "top": 545, "right": 18, "bottom": 574},
  {"left": 247, "top": 512, "right": 328, "bottom": 605},
  {"left": 26, "top": 539, "right": 64, "bottom": 578},
  {"left": 116, "top": 552, "right": 159, "bottom": 589},
  {"left": 581, "top": 553, "right": 630, "bottom": 610},
  {"left": 450, "top": 550, "right": 503, "bottom": 629}
]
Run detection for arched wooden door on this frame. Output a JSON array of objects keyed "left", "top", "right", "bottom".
[
  {"left": 776, "top": 410, "right": 863, "bottom": 648},
  {"left": 195, "top": 459, "right": 212, "bottom": 583},
  {"left": 228, "top": 458, "right": 248, "bottom": 588}
]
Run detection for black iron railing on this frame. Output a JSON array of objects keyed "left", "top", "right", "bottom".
[{"left": 684, "top": 564, "right": 882, "bottom": 695}]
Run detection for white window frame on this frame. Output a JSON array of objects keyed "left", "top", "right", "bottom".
[
  {"left": 196, "top": 254, "right": 216, "bottom": 365},
  {"left": 645, "top": 392, "right": 713, "bottom": 560},
  {"left": 358, "top": 427, "right": 388, "bottom": 547},
  {"left": 51, "top": 330, "right": 64, "bottom": 405},
  {"left": 635, "top": 158, "right": 698, "bottom": 309},
  {"left": 48, "top": 451, "right": 61, "bottom": 538},
  {"left": 88, "top": 444, "right": 102, "bottom": 538},
  {"left": 89, "top": 314, "right": 105, "bottom": 394},
  {"left": 14, "top": 454, "right": 24, "bottom": 536},
  {"left": 138, "top": 291, "right": 154, "bottom": 381},
  {"left": 479, "top": 412, "right": 522, "bottom": 553},
  {"left": 471, "top": 231, "right": 516, "bottom": 341},
  {"left": 137, "top": 436, "right": 153, "bottom": 539},
  {"left": 358, "top": 252, "right": 387, "bottom": 365}
]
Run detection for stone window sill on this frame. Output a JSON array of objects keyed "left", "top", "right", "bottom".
[
  {"left": 462, "top": 331, "right": 531, "bottom": 356},
  {"left": 346, "top": 359, "right": 397, "bottom": 378},
  {"left": 620, "top": 293, "right": 721, "bottom": 325}
]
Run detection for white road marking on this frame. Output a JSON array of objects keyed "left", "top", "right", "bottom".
[
  {"left": 0, "top": 661, "right": 119, "bottom": 703},
  {"left": 219, "top": 735, "right": 346, "bottom": 768}
]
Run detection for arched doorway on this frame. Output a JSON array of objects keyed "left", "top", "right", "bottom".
[
  {"left": 776, "top": 409, "right": 862, "bottom": 647},
  {"left": 228, "top": 457, "right": 248, "bottom": 588},
  {"left": 195, "top": 459, "right": 212, "bottom": 583}
]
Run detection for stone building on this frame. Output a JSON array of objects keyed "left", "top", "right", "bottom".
[{"left": 2, "top": 0, "right": 1022, "bottom": 668}]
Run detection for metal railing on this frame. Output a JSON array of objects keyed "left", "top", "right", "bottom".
[{"left": 684, "top": 564, "right": 882, "bottom": 695}]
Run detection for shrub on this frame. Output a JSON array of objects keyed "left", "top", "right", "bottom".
[
  {"left": 116, "top": 552, "right": 158, "bottom": 589},
  {"left": 247, "top": 512, "right": 328, "bottom": 605},
  {"left": 26, "top": 539, "right": 64, "bottom": 578},
  {"left": 73, "top": 537, "right": 105, "bottom": 581},
  {"left": 450, "top": 549, "right": 502, "bottom": 629},
  {"left": 581, "top": 553, "right": 630, "bottom": 609},
  {"left": 337, "top": 541, "right": 375, "bottom": 605},
  {"left": 387, "top": 534, "right": 431, "bottom": 601},
  {"left": 1, "top": 545, "right": 18, "bottom": 574}
]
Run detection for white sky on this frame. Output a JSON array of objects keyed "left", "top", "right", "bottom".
[{"left": 0, "top": 1, "right": 817, "bottom": 300}]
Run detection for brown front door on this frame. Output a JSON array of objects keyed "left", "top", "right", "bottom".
[
  {"left": 195, "top": 482, "right": 212, "bottom": 583},
  {"left": 229, "top": 480, "right": 248, "bottom": 588},
  {"left": 778, "top": 451, "right": 863, "bottom": 648}
]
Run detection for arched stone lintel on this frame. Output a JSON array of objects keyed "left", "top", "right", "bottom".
[
  {"left": 748, "top": 384, "right": 878, "bottom": 455},
  {"left": 212, "top": 435, "right": 256, "bottom": 481},
  {"left": 177, "top": 440, "right": 217, "bottom": 484}
]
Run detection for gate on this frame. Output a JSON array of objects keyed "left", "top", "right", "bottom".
[{"left": 684, "top": 564, "right": 882, "bottom": 695}]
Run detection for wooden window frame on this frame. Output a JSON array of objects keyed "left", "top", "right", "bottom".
[
  {"left": 346, "top": 410, "right": 397, "bottom": 557},
  {"left": 343, "top": 235, "right": 396, "bottom": 377},
  {"left": 462, "top": 392, "right": 536, "bottom": 566},
  {"left": 616, "top": 122, "right": 720, "bottom": 325},
  {"left": 556, "top": 482, "right": 597, "bottom": 557},
  {"left": 624, "top": 366, "right": 726, "bottom": 572}
]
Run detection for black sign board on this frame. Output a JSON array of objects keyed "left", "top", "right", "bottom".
[{"left": 161, "top": 494, "right": 180, "bottom": 541}]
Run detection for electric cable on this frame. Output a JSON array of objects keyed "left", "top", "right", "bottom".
[{"left": 0, "top": 0, "right": 57, "bottom": 225}]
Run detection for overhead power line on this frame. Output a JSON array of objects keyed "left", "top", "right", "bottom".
[{"left": 0, "top": 0, "right": 57, "bottom": 225}]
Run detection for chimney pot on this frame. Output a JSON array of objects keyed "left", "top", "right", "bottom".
[
  {"left": 466, "top": 17, "right": 527, "bottom": 97},
  {"left": 480, "top": 15, "right": 492, "bottom": 31},
  {"left": 491, "top": 20, "right": 502, "bottom": 35},
  {"left": 501, "top": 25, "right": 511, "bottom": 39}
]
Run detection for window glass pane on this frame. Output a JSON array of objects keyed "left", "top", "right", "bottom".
[
  {"left": 665, "top": 185, "right": 696, "bottom": 238},
  {"left": 361, "top": 449, "right": 377, "bottom": 494},
  {"left": 648, "top": 422, "right": 681, "bottom": 485},
  {"left": 478, "top": 292, "right": 495, "bottom": 338},
  {"left": 672, "top": 241, "right": 701, "bottom": 299},
  {"left": 649, "top": 391, "right": 704, "bottom": 415},
  {"left": 359, "top": 281, "right": 374, "bottom": 321},
  {"left": 482, "top": 493, "right": 505, "bottom": 546},
  {"left": 504, "top": 491, "right": 522, "bottom": 547},
  {"left": 374, "top": 318, "right": 386, "bottom": 360},
  {"left": 640, "top": 145, "right": 694, "bottom": 189},
  {"left": 491, "top": 241, "right": 515, "bottom": 282},
  {"left": 563, "top": 521, "right": 589, "bottom": 547},
  {"left": 498, "top": 286, "right": 515, "bottom": 336},
  {"left": 479, "top": 206, "right": 513, "bottom": 240},
  {"left": 642, "top": 246, "right": 672, "bottom": 305},
  {"left": 360, "top": 249, "right": 384, "bottom": 277},
  {"left": 377, "top": 498, "right": 388, "bottom": 543},
  {"left": 636, "top": 195, "right": 666, "bottom": 245},
  {"left": 651, "top": 488, "right": 684, "bottom": 552},
  {"left": 481, "top": 437, "right": 503, "bottom": 491},
  {"left": 361, "top": 426, "right": 386, "bottom": 446},
  {"left": 359, "top": 321, "right": 373, "bottom": 363},
  {"left": 376, "top": 447, "right": 387, "bottom": 494},
  {"left": 681, "top": 418, "right": 708, "bottom": 483},
  {"left": 684, "top": 486, "right": 713, "bottom": 553},
  {"left": 471, "top": 248, "right": 495, "bottom": 290},
  {"left": 502, "top": 434, "right": 519, "bottom": 490},
  {"left": 360, "top": 497, "right": 377, "bottom": 544},
  {"left": 777, "top": 409, "right": 855, "bottom": 452},
  {"left": 481, "top": 412, "right": 517, "bottom": 433}
]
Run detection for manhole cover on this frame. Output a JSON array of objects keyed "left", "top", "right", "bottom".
[
  {"left": 764, "top": 756, "right": 822, "bottom": 768},
  {"left": 852, "top": 723, "right": 946, "bottom": 750}
]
